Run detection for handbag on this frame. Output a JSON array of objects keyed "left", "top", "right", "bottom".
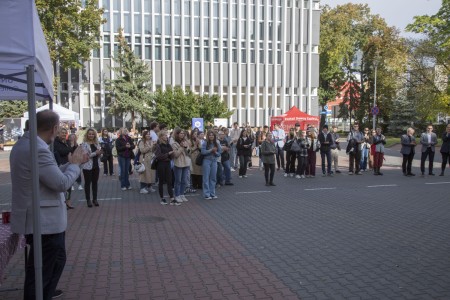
[
  {"left": 290, "top": 140, "right": 301, "bottom": 152},
  {"left": 195, "top": 153, "right": 204, "bottom": 166},
  {"left": 150, "top": 157, "right": 158, "bottom": 170},
  {"left": 134, "top": 162, "right": 146, "bottom": 174}
]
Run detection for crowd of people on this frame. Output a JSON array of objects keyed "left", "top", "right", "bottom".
[{"left": 51, "top": 120, "right": 450, "bottom": 209}]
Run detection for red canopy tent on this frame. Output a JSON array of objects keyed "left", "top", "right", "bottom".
[{"left": 270, "top": 106, "right": 320, "bottom": 131}]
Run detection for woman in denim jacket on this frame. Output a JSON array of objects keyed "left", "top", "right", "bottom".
[{"left": 201, "top": 130, "right": 222, "bottom": 200}]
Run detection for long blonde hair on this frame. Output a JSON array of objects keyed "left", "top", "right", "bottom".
[{"left": 83, "top": 128, "right": 99, "bottom": 144}]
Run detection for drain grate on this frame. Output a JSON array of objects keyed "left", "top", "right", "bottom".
[{"left": 128, "top": 216, "right": 166, "bottom": 223}]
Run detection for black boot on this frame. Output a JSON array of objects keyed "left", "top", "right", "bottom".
[
  {"left": 378, "top": 168, "right": 383, "bottom": 176},
  {"left": 93, "top": 199, "right": 99, "bottom": 207},
  {"left": 374, "top": 168, "right": 378, "bottom": 175},
  {"left": 87, "top": 199, "right": 93, "bottom": 207},
  {"left": 440, "top": 170, "right": 445, "bottom": 176}
]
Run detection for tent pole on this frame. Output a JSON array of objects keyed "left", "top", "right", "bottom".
[{"left": 27, "top": 65, "right": 43, "bottom": 300}]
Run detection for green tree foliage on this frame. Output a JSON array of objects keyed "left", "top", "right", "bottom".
[
  {"left": 406, "top": 0, "right": 450, "bottom": 119},
  {"left": 0, "top": 101, "right": 29, "bottom": 119},
  {"left": 388, "top": 85, "right": 418, "bottom": 135},
  {"left": 105, "top": 29, "right": 153, "bottom": 132},
  {"left": 153, "top": 87, "right": 234, "bottom": 129},
  {"left": 36, "top": 0, "right": 105, "bottom": 70},
  {"left": 320, "top": 4, "right": 408, "bottom": 126}
]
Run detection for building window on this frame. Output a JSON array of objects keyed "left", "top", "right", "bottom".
[
  {"left": 184, "top": 17, "right": 190, "bottom": 35},
  {"left": 134, "top": 14, "right": 142, "bottom": 34},
  {"left": 155, "top": 46, "right": 161, "bottom": 60},
  {"left": 174, "top": 16, "right": 181, "bottom": 35},
  {"left": 165, "top": 46, "right": 171, "bottom": 60},
  {"left": 204, "top": 48, "right": 210, "bottom": 62},
  {"left": 175, "top": 47, "right": 181, "bottom": 60},
  {"left": 144, "top": 0, "right": 151, "bottom": 13},
  {"left": 185, "top": 47, "right": 191, "bottom": 60},
  {"left": 144, "top": 15, "right": 152, "bottom": 34}
]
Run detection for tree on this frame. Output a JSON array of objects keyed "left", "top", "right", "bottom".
[
  {"left": 153, "top": 87, "right": 234, "bottom": 129},
  {"left": 320, "top": 4, "right": 408, "bottom": 126},
  {"left": 36, "top": 0, "right": 105, "bottom": 70},
  {"left": 388, "top": 84, "right": 418, "bottom": 135},
  {"left": 0, "top": 101, "right": 29, "bottom": 119},
  {"left": 105, "top": 29, "right": 153, "bottom": 132}
]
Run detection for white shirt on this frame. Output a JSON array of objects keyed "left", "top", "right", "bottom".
[{"left": 272, "top": 128, "right": 285, "bottom": 148}]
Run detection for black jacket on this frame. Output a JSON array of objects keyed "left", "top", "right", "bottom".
[
  {"left": 237, "top": 137, "right": 253, "bottom": 156},
  {"left": 155, "top": 142, "right": 173, "bottom": 162},
  {"left": 441, "top": 132, "right": 450, "bottom": 154},
  {"left": 115, "top": 135, "right": 135, "bottom": 158},
  {"left": 53, "top": 136, "right": 71, "bottom": 165},
  {"left": 318, "top": 131, "right": 333, "bottom": 152}
]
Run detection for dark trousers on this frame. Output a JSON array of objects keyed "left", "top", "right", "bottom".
[
  {"left": 83, "top": 167, "right": 99, "bottom": 201},
  {"left": 420, "top": 148, "right": 435, "bottom": 174},
  {"left": 24, "top": 232, "right": 66, "bottom": 300},
  {"left": 320, "top": 150, "right": 332, "bottom": 174},
  {"left": 157, "top": 161, "right": 173, "bottom": 198},
  {"left": 285, "top": 151, "right": 296, "bottom": 174},
  {"left": 349, "top": 150, "right": 361, "bottom": 173},
  {"left": 102, "top": 155, "right": 114, "bottom": 175},
  {"left": 402, "top": 152, "right": 415, "bottom": 174},
  {"left": 374, "top": 152, "right": 384, "bottom": 168},
  {"left": 306, "top": 151, "right": 316, "bottom": 176},
  {"left": 216, "top": 162, "right": 223, "bottom": 184},
  {"left": 238, "top": 155, "right": 250, "bottom": 176},
  {"left": 264, "top": 163, "right": 275, "bottom": 183},
  {"left": 275, "top": 145, "right": 285, "bottom": 169},
  {"left": 442, "top": 153, "right": 450, "bottom": 172},
  {"left": 297, "top": 156, "right": 307, "bottom": 175},
  {"left": 191, "top": 174, "right": 203, "bottom": 189}
]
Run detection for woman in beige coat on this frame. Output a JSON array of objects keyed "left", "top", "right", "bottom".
[
  {"left": 138, "top": 130, "right": 156, "bottom": 194},
  {"left": 189, "top": 130, "right": 203, "bottom": 189}
]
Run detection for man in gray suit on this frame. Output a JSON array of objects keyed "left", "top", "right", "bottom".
[
  {"left": 10, "top": 110, "right": 88, "bottom": 300},
  {"left": 400, "top": 127, "right": 417, "bottom": 176},
  {"left": 420, "top": 124, "right": 438, "bottom": 176}
]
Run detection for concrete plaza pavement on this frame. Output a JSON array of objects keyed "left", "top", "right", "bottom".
[{"left": 0, "top": 147, "right": 450, "bottom": 299}]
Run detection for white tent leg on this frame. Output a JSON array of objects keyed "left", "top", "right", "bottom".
[{"left": 27, "top": 65, "right": 43, "bottom": 300}]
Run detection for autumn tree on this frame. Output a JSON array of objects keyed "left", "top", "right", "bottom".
[{"left": 105, "top": 29, "right": 154, "bottom": 132}]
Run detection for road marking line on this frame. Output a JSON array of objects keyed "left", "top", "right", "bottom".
[
  {"left": 235, "top": 191, "right": 271, "bottom": 194},
  {"left": 78, "top": 197, "right": 122, "bottom": 202},
  {"left": 425, "top": 182, "right": 450, "bottom": 185},
  {"left": 0, "top": 203, "right": 10, "bottom": 206},
  {"left": 304, "top": 187, "right": 336, "bottom": 191},
  {"left": 367, "top": 184, "right": 398, "bottom": 188},
  {"left": 0, "top": 183, "right": 11, "bottom": 186}
]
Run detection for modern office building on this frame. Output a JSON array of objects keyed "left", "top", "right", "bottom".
[{"left": 58, "top": 0, "right": 320, "bottom": 128}]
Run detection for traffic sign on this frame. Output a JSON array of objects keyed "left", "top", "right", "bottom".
[
  {"left": 324, "top": 105, "right": 329, "bottom": 110},
  {"left": 371, "top": 106, "right": 380, "bottom": 115}
]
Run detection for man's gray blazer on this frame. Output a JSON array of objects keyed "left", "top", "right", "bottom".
[
  {"left": 10, "top": 132, "right": 81, "bottom": 235},
  {"left": 420, "top": 132, "right": 438, "bottom": 152}
]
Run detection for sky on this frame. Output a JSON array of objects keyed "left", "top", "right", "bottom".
[{"left": 320, "top": 0, "right": 442, "bottom": 37}]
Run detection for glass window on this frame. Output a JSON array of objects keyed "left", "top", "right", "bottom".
[
  {"left": 145, "top": 45, "right": 151, "bottom": 59},
  {"left": 269, "top": 22, "right": 273, "bottom": 40},
  {"left": 213, "top": 3, "right": 219, "bottom": 17},
  {"left": 185, "top": 39, "right": 190, "bottom": 45},
  {"left": 223, "top": 49, "right": 228, "bottom": 62},
  {"left": 194, "top": 1, "right": 200, "bottom": 16},
  {"left": 241, "top": 49, "right": 246, "bottom": 63},
  {"left": 155, "top": 0, "right": 161, "bottom": 14},
  {"left": 204, "top": 2, "right": 210, "bottom": 17},
  {"left": 213, "top": 19, "right": 219, "bottom": 38},
  {"left": 185, "top": 47, "right": 191, "bottom": 60},
  {"left": 124, "top": 14, "right": 131, "bottom": 33},
  {"left": 194, "top": 47, "right": 200, "bottom": 61},
  {"left": 165, "top": 0, "right": 171, "bottom": 14},
  {"left": 174, "top": 16, "right": 181, "bottom": 35},
  {"left": 232, "top": 49, "right": 237, "bottom": 62},
  {"left": 103, "top": 13, "right": 110, "bottom": 32},
  {"left": 103, "top": 0, "right": 110, "bottom": 10},
  {"left": 278, "top": 23, "right": 282, "bottom": 41},
  {"left": 165, "top": 46, "right": 171, "bottom": 59},
  {"left": 105, "top": 94, "right": 112, "bottom": 107},
  {"left": 260, "top": 6, "right": 265, "bottom": 19},
  {"left": 259, "top": 22, "right": 264, "bottom": 40},
  {"left": 204, "top": 19, "right": 209, "bottom": 36},
  {"left": 113, "top": 13, "right": 120, "bottom": 30},
  {"left": 155, "top": 46, "right": 161, "bottom": 60},
  {"left": 223, "top": 3, "right": 228, "bottom": 18},
  {"left": 175, "top": 47, "right": 181, "bottom": 60},
  {"left": 174, "top": 0, "right": 181, "bottom": 14},
  {"left": 123, "top": 0, "right": 131, "bottom": 11},
  {"left": 213, "top": 48, "right": 219, "bottom": 62},
  {"left": 232, "top": 4, "right": 237, "bottom": 18},
  {"left": 250, "top": 50, "right": 255, "bottom": 63},
  {"left": 232, "top": 20, "right": 237, "bottom": 38},
  {"left": 184, "top": 17, "right": 190, "bottom": 35},
  {"left": 184, "top": 1, "right": 190, "bottom": 14},
  {"left": 134, "top": 14, "right": 141, "bottom": 33},
  {"left": 134, "top": 0, "right": 141, "bottom": 12},
  {"left": 134, "top": 45, "right": 141, "bottom": 57},
  {"left": 113, "top": 0, "right": 120, "bottom": 11},
  {"left": 93, "top": 48, "right": 100, "bottom": 58},
  {"left": 241, "top": 4, "right": 247, "bottom": 19},
  {"left": 194, "top": 18, "right": 200, "bottom": 37},
  {"left": 259, "top": 50, "right": 264, "bottom": 63},
  {"left": 250, "top": 21, "right": 255, "bottom": 39},
  {"left": 204, "top": 48, "right": 210, "bottom": 61},
  {"left": 144, "top": 0, "right": 151, "bottom": 13},
  {"left": 251, "top": 5, "right": 256, "bottom": 19},
  {"left": 135, "top": 36, "right": 141, "bottom": 43},
  {"left": 223, "top": 21, "right": 228, "bottom": 38},
  {"left": 165, "top": 16, "right": 171, "bottom": 33},
  {"left": 144, "top": 15, "right": 151, "bottom": 34},
  {"left": 241, "top": 21, "right": 247, "bottom": 39},
  {"left": 94, "top": 93, "right": 101, "bottom": 107}
]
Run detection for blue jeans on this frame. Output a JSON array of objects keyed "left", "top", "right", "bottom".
[
  {"left": 221, "top": 159, "right": 232, "bottom": 183},
  {"left": 360, "top": 148, "right": 369, "bottom": 170},
  {"left": 230, "top": 144, "right": 238, "bottom": 168},
  {"left": 202, "top": 158, "right": 217, "bottom": 197},
  {"left": 118, "top": 156, "right": 131, "bottom": 188},
  {"left": 174, "top": 166, "right": 189, "bottom": 197},
  {"left": 24, "top": 232, "right": 66, "bottom": 300}
]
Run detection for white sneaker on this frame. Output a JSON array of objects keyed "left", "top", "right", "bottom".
[
  {"left": 78, "top": 185, "right": 83, "bottom": 190},
  {"left": 284, "top": 173, "right": 288, "bottom": 177},
  {"left": 175, "top": 196, "right": 183, "bottom": 203},
  {"left": 140, "top": 188, "right": 149, "bottom": 194},
  {"left": 301, "top": 175, "right": 306, "bottom": 179},
  {"left": 231, "top": 168, "right": 236, "bottom": 172},
  {"left": 243, "top": 175, "right": 248, "bottom": 178},
  {"left": 71, "top": 186, "right": 75, "bottom": 191},
  {"left": 148, "top": 187, "right": 156, "bottom": 193},
  {"left": 127, "top": 186, "right": 133, "bottom": 190},
  {"left": 290, "top": 173, "right": 295, "bottom": 178},
  {"left": 239, "top": 175, "right": 243, "bottom": 178},
  {"left": 121, "top": 187, "right": 127, "bottom": 191},
  {"left": 181, "top": 195, "right": 189, "bottom": 202},
  {"left": 295, "top": 175, "right": 301, "bottom": 179}
]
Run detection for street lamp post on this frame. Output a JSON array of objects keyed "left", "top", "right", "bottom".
[{"left": 372, "top": 59, "right": 379, "bottom": 130}]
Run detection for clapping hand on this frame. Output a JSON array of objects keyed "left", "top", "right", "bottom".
[{"left": 68, "top": 146, "right": 89, "bottom": 165}]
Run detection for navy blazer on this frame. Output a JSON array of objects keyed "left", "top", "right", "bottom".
[{"left": 441, "top": 132, "right": 450, "bottom": 154}]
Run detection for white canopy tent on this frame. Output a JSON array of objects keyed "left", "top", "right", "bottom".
[
  {"left": 0, "top": 1, "right": 55, "bottom": 299},
  {"left": 22, "top": 103, "right": 80, "bottom": 131}
]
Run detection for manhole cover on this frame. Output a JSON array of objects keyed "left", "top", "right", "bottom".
[{"left": 129, "top": 216, "right": 166, "bottom": 223}]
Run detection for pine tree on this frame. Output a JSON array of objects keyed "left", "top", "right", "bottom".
[
  {"left": 388, "top": 84, "right": 418, "bottom": 135},
  {"left": 105, "top": 29, "right": 153, "bottom": 132}
]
